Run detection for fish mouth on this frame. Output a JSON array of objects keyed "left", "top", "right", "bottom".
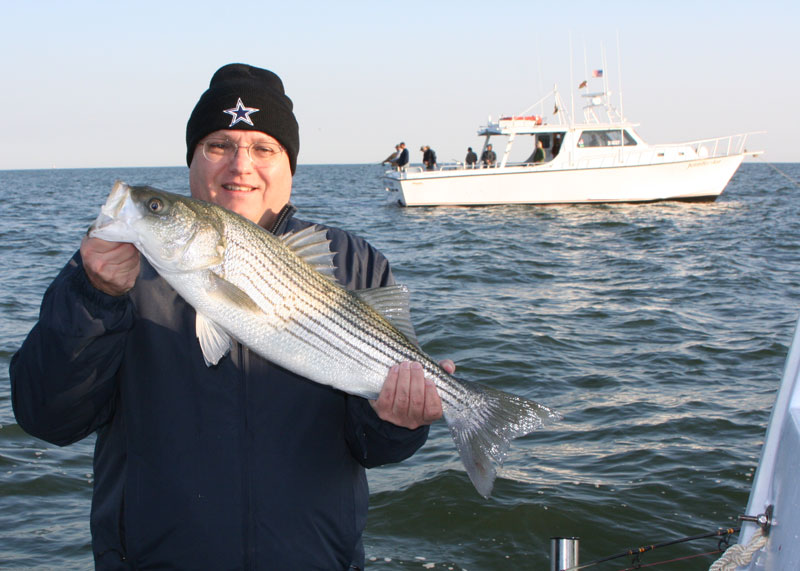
[{"left": 89, "top": 180, "right": 130, "bottom": 234}]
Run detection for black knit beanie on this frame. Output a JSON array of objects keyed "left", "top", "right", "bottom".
[{"left": 186, "top": 64, "right": 299, "bottom": 174}]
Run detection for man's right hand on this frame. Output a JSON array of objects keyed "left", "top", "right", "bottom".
[{"left": 80, "top": 235, "right": 140, "bottom": 296}]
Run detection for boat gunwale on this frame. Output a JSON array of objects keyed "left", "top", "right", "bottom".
[{"left": 382, "top": 153, "right": 748, "bottom": 183}]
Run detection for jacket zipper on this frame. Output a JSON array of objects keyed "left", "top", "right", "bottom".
[
  {"left": 268, "top": 203, "right": 296, "bottom": 235},
  {"left": 235, "top": 342, "right": 256, "bottom": 570}
]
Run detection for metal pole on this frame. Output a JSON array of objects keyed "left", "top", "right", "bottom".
[{"left": 550, "top": 537, "right": 579, "bottom": 571}]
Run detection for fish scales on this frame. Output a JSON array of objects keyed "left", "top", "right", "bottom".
[
  {"left": 89, "top": 181, "right": 561, "bottom": 497},
  {"left": 228, "top": 230, "right": 425, "bottom": 393},
  {"left": 242, "top": 234, "right": 491, "bottom": 428},
  {"left": 222, "top": 224, "right": 403, "bottom": 395}
]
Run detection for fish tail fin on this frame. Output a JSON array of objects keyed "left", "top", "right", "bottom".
[{"left": 445, "top": 378, "right": 562, "bottom": 498}]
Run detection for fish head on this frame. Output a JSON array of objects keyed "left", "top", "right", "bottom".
[{"left": 90, "top": 181, "right": 226, "bottom": 273}]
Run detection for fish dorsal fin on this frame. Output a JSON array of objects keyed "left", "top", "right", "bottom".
[
  {"left": 355, "top": 284, "right": 419, "bottom": 346},
  {"left": 196, "top": 312, "right": 232, "bottom": 366},
  {"left": 280, "top": 225, "right": 337, "bottom": 280}
]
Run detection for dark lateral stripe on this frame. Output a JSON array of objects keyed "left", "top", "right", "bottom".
[
  {"left": 225, "top": 228, "right": 462, "bottom": 403},
  {"left": 231, "top": 232, "right": 416, "bottom": 366}
]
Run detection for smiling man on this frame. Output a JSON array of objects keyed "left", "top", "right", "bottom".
[{"left": 11, "top": 63, "right": 447, "bottom": 570}]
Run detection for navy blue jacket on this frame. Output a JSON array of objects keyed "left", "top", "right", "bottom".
[
  {"left": 10, "top": 205, "right": 429, "bottom": 570},
  {"left": 395, "top": 148, "right": 409, "bottom": 168}
]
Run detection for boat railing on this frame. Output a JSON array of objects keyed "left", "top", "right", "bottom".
[
  {"left": 384, "top": 166, "right": 425, "bottom": 177},
  {"left": 438, "top": 162, "right": 501, "bottom": 171},
  {"left": 572, "top": 132, "right": 761, "bottom": 169},
  {"left": 388, "top": 163, "right": 507, "bottom": 177},
  {"left": 656, "top": 132, "right": 762, "bottom": 158}
]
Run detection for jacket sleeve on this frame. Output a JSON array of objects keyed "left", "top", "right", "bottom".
[
  {"left": 9, "top": 252, "right": 134, "bottom": 446},
  {"left": 324, "top": 225, "right": 431, "bottom": 467},
  {"left": 344, "top": 396, "right": 430, "bottom": 468}
]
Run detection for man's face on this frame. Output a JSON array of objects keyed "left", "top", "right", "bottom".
[{"left": 189, "top": 129, "right": 292, "bottom": 229}]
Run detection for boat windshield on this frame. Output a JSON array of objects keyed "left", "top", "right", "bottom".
[{"left": 578, "top": 129, "right": 637, "bottom": 148}]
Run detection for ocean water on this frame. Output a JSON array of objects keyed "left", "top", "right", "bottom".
[{"left": 1, "top": 162, "right": 799, "bottom": 570}]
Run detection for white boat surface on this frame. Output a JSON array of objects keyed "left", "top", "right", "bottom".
[
  {"left": 720, "top": 314, "right": 800, "bottom": 570},
  {"left": 384, "top": 81, "right": 762, "bottom": 207}
]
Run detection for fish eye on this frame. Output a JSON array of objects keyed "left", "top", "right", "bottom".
[{"left": 147, "top": 198, "right": 164, "bottom": 213}]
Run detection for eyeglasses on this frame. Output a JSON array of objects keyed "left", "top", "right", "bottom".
[{"left": 200, "top": 138, "right": 284, "bottom": 166}]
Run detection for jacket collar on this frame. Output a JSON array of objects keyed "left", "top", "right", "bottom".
[{"left": 267, "top": 203, "right": 297, "bottom": 235}]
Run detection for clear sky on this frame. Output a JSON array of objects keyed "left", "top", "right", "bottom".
[{"left": 1, "top": 0, "right": 796, "bottom": 170}]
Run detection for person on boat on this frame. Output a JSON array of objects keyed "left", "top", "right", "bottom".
[
  {"left": 465, "top": 147, "right": 478, "bottom": 168},
  {"left": 382, "top": 144, "right": 400, "bottom": 165},
  {"left": 395, "top": 141, "right": 409, "bottom": 170},
  {"left": 552, "top": 133, "right": 563, "bottom": 157},
  {"left": 481, "top": 143, "right": 497, "bottom": 167},
  {"left": 527, "top": 140, "right": 545, "bottom": 164},
  {"left": 421, "top": 145, "right": 437, "bottom": 170},
  {"left": 9, "top": 63, "right": 449, "bottom": 571}
]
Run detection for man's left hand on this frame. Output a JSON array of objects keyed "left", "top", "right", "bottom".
[{"left": 370, "top": 360, "right": 452, "bottom": 429}]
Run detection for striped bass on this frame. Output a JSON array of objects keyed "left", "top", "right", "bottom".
[{"left": 89, "top": 181, "right": 561, "bottom": 497}]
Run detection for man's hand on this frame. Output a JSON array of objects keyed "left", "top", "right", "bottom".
[
  {"left": 80, "top": 235, "right": 140, "bottom": 296},
  {"left": 370, "top": 359, "right": 454, "bottom": 429}
]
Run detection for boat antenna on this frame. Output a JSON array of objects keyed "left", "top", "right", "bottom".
[
  {"left": 536, "top": 36, "right": 544, "bottom": 100},
  {"left": 616, "top": 31, "right": 625, "bottom": 121},
  {"left": 569, "top": 33, "right": 575, "bottom": 128},
  {"left": 582, "top": 41, "right": 588, "bottom": 93},
  {"left": 602, "top": 43, "right": 608, "bottom": 98}
]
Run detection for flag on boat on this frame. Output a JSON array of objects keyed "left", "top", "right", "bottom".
[
  {"left": 553, "top": 104, "right": 559, "bottom": 115},
  {"left": 592, "top": 69, "right": 603, "bottom": 78},
  {"left": 578, "top": 80, "right": 588, "bottom": 89}
]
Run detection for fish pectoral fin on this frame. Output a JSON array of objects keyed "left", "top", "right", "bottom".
[
  {"left": 206, "top": 273, "right": 264, "bottom": 314},
  {"left": 280, "top": 225, "right": 337, "bottom": 281},
  {"left": 355, "top": 284, "right": 419, "bottom": 346},
  {"left": 196, "top": 274, "right": 264, "bottom": 366},
  {"left": 195, "top": 312, "right": 232, "bottom": 366}
]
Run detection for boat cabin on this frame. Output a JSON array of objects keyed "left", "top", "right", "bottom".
[{"left": 476, "top": 121, "right": 646, "bottom": 169}]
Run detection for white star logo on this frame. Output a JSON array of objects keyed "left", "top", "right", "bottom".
[{"left": 223, "top": 98, "right": 260, "bottom": 127}]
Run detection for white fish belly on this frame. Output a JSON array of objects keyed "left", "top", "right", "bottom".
[{"left": 175, "top": 271, "right": 394, "bottom": 398}]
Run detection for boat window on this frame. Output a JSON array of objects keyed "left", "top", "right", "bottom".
[
  {"left": 577, "top": 130, "right": 637, "bottom": 148},
  {"left": 605, "top": 130, "right": 637, "bottom": 146}
]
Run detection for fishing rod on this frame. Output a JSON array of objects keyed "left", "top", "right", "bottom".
[
  {"left": 752, "top": 155, "right": 800, "bottom": 188},
  {"left": 556, "top": 527, "right": 739, "bottom": 571}
]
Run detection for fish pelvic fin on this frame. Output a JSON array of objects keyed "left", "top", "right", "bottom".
[
  {"left": 445, "top": 378, "right": 562, "bottom": 498},
  {"left": 196, "top": 312, "right": 232, "bottom": 366},
  {"left": 196, "top": 273, "right": 263, "bottom": 366}
]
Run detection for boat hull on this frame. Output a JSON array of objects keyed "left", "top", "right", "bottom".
[
  {"left": 384, "top": 154, "right": 745, "bottom": 207},
  {"left": 734, "top": 313, "right": 800, "bottom": 569}
]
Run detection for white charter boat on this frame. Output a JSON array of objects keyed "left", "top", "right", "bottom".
[{"left": 383, "top": 81, "right": 762, "bottom": 207}]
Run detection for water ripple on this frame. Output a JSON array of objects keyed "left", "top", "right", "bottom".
[{"left": 1, "top": 163, "right": 798, "bottom": 568}]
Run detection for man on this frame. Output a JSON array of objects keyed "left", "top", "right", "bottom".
[
  {"left": 531, "top": 140, "right": 545, "bottom": 164},
  {"left": 394, "top": 141, "right": 409, "bottom": 170},
  {"left": 465, "top": 147, "right": 477, "bottom": 168},
  {"left": 421, "top": 145, "right": 436, "bottom": 170},
  {"left": 10, "top": 64, "right": 446, "bottom": 570},
  {"left": 481, "top": 143, "right": 497, "bottom": 167},
  {"left": 381, "top": 144, "right": 400, "bottom": 165}
]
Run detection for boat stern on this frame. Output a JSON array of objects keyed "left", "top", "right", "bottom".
[{"left": 382, "top": 172, "right": 407, "bottom": 206}]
